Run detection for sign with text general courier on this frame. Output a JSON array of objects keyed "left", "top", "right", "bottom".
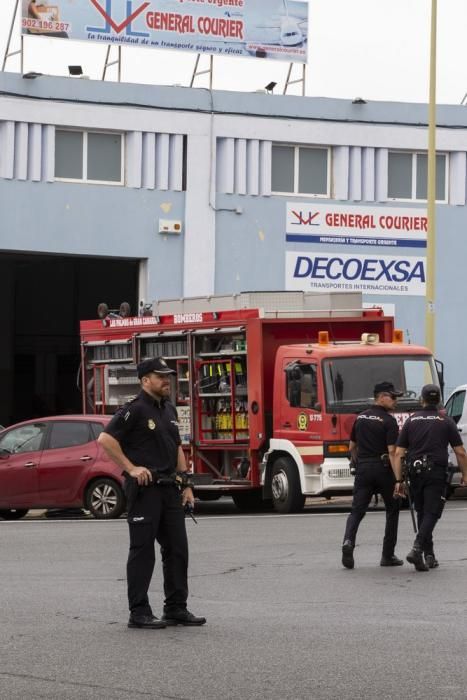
[
  {"left": 22, "top": 0, "right": 309, "bottom": 62},
  {"left": 286, "top": 203, "right": 427, "bottom": 249}
]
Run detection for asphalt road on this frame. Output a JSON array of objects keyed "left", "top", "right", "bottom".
[{"left": 1, "top": 502, "right": 467, "bottom": 700}]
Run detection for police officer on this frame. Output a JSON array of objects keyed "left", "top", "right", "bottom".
[
  {"left": 394, "top": 384, "right": 467, "bottom": 572},
  {"left": 98, "top": 357, "right": 206, "bottom": 629},
  {"left": 342, "top": 381, "right": 403, "bottom": 569}
]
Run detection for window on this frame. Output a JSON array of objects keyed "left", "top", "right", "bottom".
[
  {"left": 55, "top": 130, "right": 123, "bottom": 184},
  {"left": 90, "top": 422, "right": 106, "bottom": 440},
  {"left": 323, "top": 355, "right": 438, "bottom": 414},
  {"left": 445, "top": 390, "right": 465, "bottom": 424},
  {"left": 388, "top": 151, "right": 447, "bottom": 201},
  {"left": 272, "top": 145, "right": 329, "bottom": 197},
  {"left": 286, "top": 363, "right": 319, "bottom": 409},
  {"left": 48, "top": 421, "right": 92, "bottom": 450},
  {"left": 0, "top": 423, "right": 47, "bottom": 454}
]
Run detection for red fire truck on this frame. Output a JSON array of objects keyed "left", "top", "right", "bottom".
[{"left": 79, "top": 292, "right": 443, "bottom": 513}]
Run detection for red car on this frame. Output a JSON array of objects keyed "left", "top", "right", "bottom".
[{"left": 0, "top": 415, "right": 125, "bottom": 520}]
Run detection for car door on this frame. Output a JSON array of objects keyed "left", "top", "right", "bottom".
[
  {"left": 37, "top": 420, "right": 98, "bottom": 505},
  {"left": 0, "top": 422, "right": 48, "bottom": 507}
]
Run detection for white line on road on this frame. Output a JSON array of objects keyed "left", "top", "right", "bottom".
[{"left": 10, "top": 505, "right": 467, "bottom": 524}]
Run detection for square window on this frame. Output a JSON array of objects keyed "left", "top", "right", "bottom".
[
  {"left": 54, "top": 129, "right": 124, "bottom": 185},
  {"left": 388, "top": 151, "right": 447, "bottom": 201},
  {"left": 87, "top": 132, "right": 122, "bottom": 183},
  {"left": 55, "top": 130, "right": 83, "bottom": 180},
  {"left": 298, "top": 147, "right": 328, "bottom": 195},
  {"left": 388, "top": 152, "right": 412, "bottom": 199},
  {"left": 272, "top": 145, "right": 294, "bottom": 193},
  {"left": 416, "top": 153, "right": 446, "bottom": 201},
  {"left": 272, "top": 144, "right": 330, "bottom": 196}
]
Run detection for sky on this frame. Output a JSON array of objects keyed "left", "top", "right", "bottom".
[{"left": 1, "top": 1, "right": 467, "bottom": 105}]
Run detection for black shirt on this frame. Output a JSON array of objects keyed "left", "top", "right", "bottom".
[
  {"left": 397, "top": 408, "right": 462, "bottom": 468},
  {"left": 104, "top": 390, "right": 181, "bottom": 473},
  {"left": 351, "top": 405, "right": 399, "bottom": 459}
]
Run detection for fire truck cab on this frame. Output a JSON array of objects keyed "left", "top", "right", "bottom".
[{"left": 79, "top": 292, "right": 441, "bottom": 513}]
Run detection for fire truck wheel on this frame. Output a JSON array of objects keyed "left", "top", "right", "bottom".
[
  {"left": 85, "top": 478, "right": 125, "bottom": 519},
  {"left": 271, "top": 457, "right": 305, "bottom": 514},
  {"left": 0, "top": 508, "right": 29, "bottom": 520}
]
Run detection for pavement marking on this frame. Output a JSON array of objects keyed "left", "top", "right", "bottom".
[{"left": 8, "top": 505, "right": 467, "bottom": 524}]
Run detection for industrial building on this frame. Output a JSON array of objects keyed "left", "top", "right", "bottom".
[{"left": 0, "top": 70, "right": 466, "bottom": 423}]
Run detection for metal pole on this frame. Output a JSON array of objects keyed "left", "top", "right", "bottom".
[
  {"left": 190, "top": 54, "right": 200, "bottom": 87},
  {"left": 102, "top": 46, "right": 111, "bottom": 80},
  {"left": 118, "top": 45, "right": 121, "bottom": 82},
  {"left": 2, "top": 0, "right": 21, "bottom": 71},
  {"left": 425, "top": 0, "right": 437, "bottom": 352},
  {"left": 209, "top": 55, "right": 213, "bottom": 89}
]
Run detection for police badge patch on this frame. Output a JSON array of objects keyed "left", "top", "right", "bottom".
[{"left": 148, "top": 419, "right": 156, "bottom": 430}]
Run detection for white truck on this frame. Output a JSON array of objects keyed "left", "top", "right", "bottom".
[{"left": 444, "top": 385, "right": 467, "bottom": 492}]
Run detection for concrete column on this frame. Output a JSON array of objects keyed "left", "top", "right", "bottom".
[{"left": 183, "top": 125, "right": 216, "bottom": 296}]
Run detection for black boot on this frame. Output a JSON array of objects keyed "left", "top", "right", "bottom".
[
  {"left": 128, "top": 613, "right": 167, "bottom": 629},
  {"left": 161, "top": 609, "right": 207, "bottom": 626},
  {"left": 424, "top": 552, "right": 439, "bottom": 569},
  {"left": 342, "top": 540, "right": 354, "bottom": 569},
  {"left": 406, "top": 546, "right": 429, "bottom": 572},
  {"left": 380, "top": 554, "right": 403, "bottom": 567}
]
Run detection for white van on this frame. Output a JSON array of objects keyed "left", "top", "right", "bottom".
[{"left": 444, "top": 384, "right": 467, "bottom": 492}]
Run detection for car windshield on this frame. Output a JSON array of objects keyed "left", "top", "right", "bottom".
[{"left": 323, "top": 354, "right": 439, "bottom": 414}]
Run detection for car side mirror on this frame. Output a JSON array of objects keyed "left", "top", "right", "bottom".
[{"left": 0, "top": 448, "right": 10, "bottom": 459}]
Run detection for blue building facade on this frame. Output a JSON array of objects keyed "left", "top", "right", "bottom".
[{"left": 0, "top": 71, "right": 466, "bottom": 419}]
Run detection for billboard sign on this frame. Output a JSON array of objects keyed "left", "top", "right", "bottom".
[
  {"left": 286, "top": 203, "right": 427, "bottom": 248},
  {"left": 285, "top": 251, "right": 426, "bottom": 296},
  {"left": 21, "top": 0, "right": 308, "bottom": 63}
]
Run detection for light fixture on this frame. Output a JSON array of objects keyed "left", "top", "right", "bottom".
[
  {"left": 352, "top": 97, "right": 367, "bottom": 104},
  {"left": 22, "top": 71, "right": 42, "bottom": 79},
  {"left": 68, "top": 65, "right": 83, "bottom": 76},
  {"left": 265, "top": 81, "right": 277, "bottom": 94}
]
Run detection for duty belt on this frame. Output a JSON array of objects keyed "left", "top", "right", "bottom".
[
  {"left": 407, "top": 456, "right": 438, "bottom": 474},
  {"left": 149, "top": 470, "right": 195, "bottom": 491},
  {"left": 148, "top": 470, "right": 177, "bottom": 487}
]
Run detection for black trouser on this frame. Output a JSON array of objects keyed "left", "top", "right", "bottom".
[
  {"left": 343, "top": 461, "right": 400, "bottom": 558},
  {"left": 409, "top": 467, "right": 446, "bottom": 554},
  {"left": 124, "top": 480, "right": 188, "bottom": 616}
]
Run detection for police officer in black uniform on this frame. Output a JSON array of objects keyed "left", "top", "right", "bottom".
[
  {"left": 98, "top": 357, "right": 206, "bottom": 629},
  {"left": 394, "top": 384, "right": 467, "bottom": 572},
  {"left": 341, "top": 381, "right": 403, "bottom": 569}
]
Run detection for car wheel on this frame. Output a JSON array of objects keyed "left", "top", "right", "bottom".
[
  {"left": 0, "top": 508, "right": 29, "bottom": 520},
  {"left": 271, "top": 457, "right": 305, "bottom": 514},
  {"left": 85, "top": 478, "right": 125, "bottom": 519}
]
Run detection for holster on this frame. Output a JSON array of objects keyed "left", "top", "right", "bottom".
[{"left": 407, "top": 455, "right": 435, "bottom": 475}]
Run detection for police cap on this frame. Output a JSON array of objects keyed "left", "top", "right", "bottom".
[
  {"left": 373, "top": 381, "right": 403, "bottom": 398},
  {"left": 421, "top": 384, "right": 441, "bottom": 404},
  {"left": 137, "top": 357, "right": 176, "bottom": 379}
]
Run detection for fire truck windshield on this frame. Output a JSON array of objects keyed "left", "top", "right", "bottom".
[{"left": 323, "top": 355, "right": 439, "bottom": 414}]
